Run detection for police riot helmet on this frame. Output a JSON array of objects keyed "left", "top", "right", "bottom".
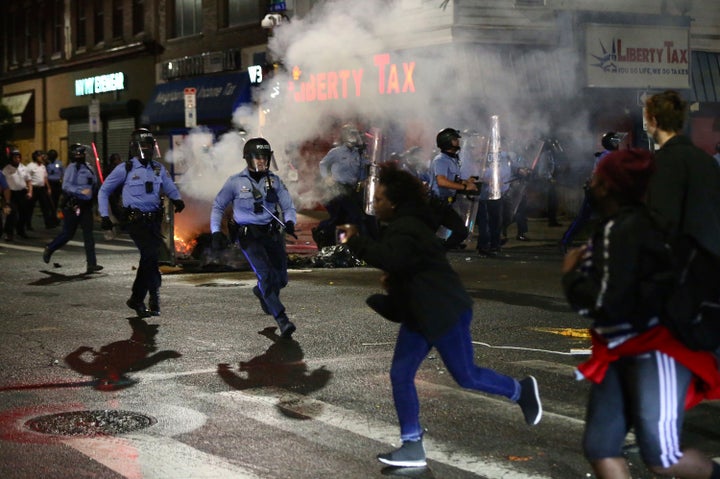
[
  {"left": 340, "top": 124, "right": 363, "bottom": 149},
  {"left": 243, "top": 137, "right": 272, "bottom": 172},
  {"left": 70, "top": 143, "right": 87, "bottom": 162},
  {"left": 129, "top": 128, "right": 157, "bottom": 162},
  {"left": 436, "top": 128, "right": 462, "bottom": 151},
  {"left": 601, "top": 131, "right": 622, "bottom": 151}
]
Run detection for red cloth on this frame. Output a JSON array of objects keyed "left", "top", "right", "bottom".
[{"left": 577, "top": 326, "right": 720, "bottom": 409}]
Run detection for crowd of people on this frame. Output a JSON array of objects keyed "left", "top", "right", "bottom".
[{"left": 1, "top": 89, "right": 720, "bottom": 477}]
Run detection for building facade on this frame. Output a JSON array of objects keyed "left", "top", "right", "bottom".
[{"left": 1, "top": 0, "right": 719, "bottom": 178}]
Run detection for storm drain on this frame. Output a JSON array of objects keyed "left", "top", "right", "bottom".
[{"left": 25, "top": 410, "right": 156, "bottom": 437}]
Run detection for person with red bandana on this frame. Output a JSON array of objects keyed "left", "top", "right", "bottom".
[{"left": 562, "top": 148, "right": 720, "bottom": 479}]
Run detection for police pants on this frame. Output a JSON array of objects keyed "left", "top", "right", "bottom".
[
  {"left": 241, "top": 231, "right": 288, "bottom": 319},
  {"left": 127, "top": 219, "right": 163, "bottom": 301},
  {"left": 476, "top": 199, "right": 503, "bottom": 250},
  {"left": 47, "top": 204, "right": 97, "bottom": 265}
]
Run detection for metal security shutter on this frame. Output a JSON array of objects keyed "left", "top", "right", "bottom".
[
  {"left": 67, "top": 121, "right": 96, "bottom": 151},
  {"left": 107, "top": 118, "right": 135, "bottom": 161}
]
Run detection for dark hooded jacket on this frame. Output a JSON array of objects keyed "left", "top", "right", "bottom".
[{"left": 346, "top": 202, "right": 473, "bottom": 341}]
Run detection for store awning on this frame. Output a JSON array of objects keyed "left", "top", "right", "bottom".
[
  {"left": 140, "top": 72, "right": 252, "bottom": 126},
  {"left": 690, "top": 51, "right": 720, "bottom": 103},
  {"left": 1, "top": 91, "right": 34, "bottom": 126}
]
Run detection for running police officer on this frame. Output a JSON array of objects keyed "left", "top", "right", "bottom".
[
  {"left": 43, "top": 144, "right": 102, "bottom": 274},
  {"left": 428, "top": 128, "right": 479, "bottom": 249},
  {"left": 210, "top": 137, "right": 298, "bottom": 338},
  {"left": 98, "top": 128, "right": 185, "bottom": 317}
]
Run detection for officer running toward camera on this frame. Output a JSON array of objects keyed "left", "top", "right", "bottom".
[
  {"left": 98, "top": 128, "right": 185, "bottom": 318},
  {"left": 43, "top": 143, "right": 103, "bottom": 274},
  {"left": 210, "top": 137, "right": 298, "bottom": 338}
]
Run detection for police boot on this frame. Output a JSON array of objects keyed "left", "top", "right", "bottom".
[
  {"left": 126, "top": 296, "right": 151, "bottom": 318},
  {"left": 275, "top": 313, "right": 296, "bottom": 339},
  {"left": 148, "top": 292, "right": 160, "bottom": 316}
]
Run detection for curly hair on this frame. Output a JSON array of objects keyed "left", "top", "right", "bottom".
[
  {"left": 645, "top": 90, "right": 687, "bottom": 133},
  {"left": 378, "top": 162, "right": 428, "bottom": 208}
]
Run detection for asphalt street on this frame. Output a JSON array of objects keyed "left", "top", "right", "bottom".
[{"left": 1, "top": 217, "right": 719, "bottom": 479}]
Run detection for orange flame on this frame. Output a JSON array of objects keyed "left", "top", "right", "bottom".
[{"left": 174, "top": 222, "right": 199, "bottom": 257}]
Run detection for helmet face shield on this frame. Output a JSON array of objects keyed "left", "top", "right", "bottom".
[
  {"left": 341, "top": 125, "right": 363, "bottom": 149},
  {"left": 70, "top": 144, "right": 87, "bottom": 162},
  {"left": 243, "top": 138, "right": 273, "bottom": 172},
  {"left": 130, "top": 128, "right": 160, "bottom": 162},
  {"left": 246, "top": 153, "right": 270, "bottom": 172}
]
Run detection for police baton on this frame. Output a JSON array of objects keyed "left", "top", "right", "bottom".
[
  {"left": 91, "top": 142, "right": 105, "bottom": 183},
  {"left": 260, "top": 204, "right": 298, "bottom": 239}
]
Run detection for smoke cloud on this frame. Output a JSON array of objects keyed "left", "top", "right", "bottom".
[{"left": 170, "top": 0, "right": 596, "bottom": 238}]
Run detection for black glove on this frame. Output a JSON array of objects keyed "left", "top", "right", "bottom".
[
  {"left": 211, "top": 231, "right": 229, "bottom": 250},
  {"left": 284, "top": 221, "right": 297, "bottom": 239},
  {"left": 101, "top": 216, "right": 114, "bottom": 230},
  {"left": 172, "top": 199, "right": 185, "bottom": 213}
]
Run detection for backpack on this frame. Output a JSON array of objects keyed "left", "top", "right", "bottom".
[{"left": 661, "top": 234, "right": 720, "bottom": 351}]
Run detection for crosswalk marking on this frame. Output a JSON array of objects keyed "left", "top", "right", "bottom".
[
  {"left": 64, "top": 434, "right": 263, "bottom": 479},
  {"left": 214, "top": 389, "right": 555, "bottom": 479}
]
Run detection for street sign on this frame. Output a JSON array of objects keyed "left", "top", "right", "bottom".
[
  {"left": 89, "top": 99, "right": 101, "bottom": 133},
  {"left": 184, "top": 87, "right": 197, "bottom": 128}
]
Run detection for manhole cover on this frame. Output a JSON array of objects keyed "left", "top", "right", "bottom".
[{"left": 25, "top": 410, "right": 156, "bottom": 437}]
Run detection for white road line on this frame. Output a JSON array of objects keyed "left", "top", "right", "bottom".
[
  {"left": 216, "top": 390, "right": 555, "bottom": 479},
  {"left": 63, "top": 435, "right": 263, "bottom": 479}
]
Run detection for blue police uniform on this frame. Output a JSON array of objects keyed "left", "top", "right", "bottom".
[
  {"left": 429, "top": 151, "right": 462, "bottom": 200},
  {"left": 314, "top": 145, "right": 370, "bottom": 247},
  {"left": 98, "top": 157, "right": 183, "bottom": 313},
  {"left": 45, "top": 161, "right": 100, "bottom": 271},
  {"left": 211, "top": 168, "right": 297, "bottom": 334},
  {"left": 428, "top": 151, "right": 468, "bottom": 249},
  {"left": 46, "top": 157, "right": 64, "bottom": 210}
]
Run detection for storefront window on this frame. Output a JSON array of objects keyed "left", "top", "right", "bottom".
[{"left": 172, "top": 0, "right": 202, "bottom": 38}]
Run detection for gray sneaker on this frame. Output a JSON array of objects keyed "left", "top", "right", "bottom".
[
  {"left": 377, "top": 439, "right": 427, "bottom": 467},
  {"left": 518, "top": 376, "right": 542, "bottom": 425}
]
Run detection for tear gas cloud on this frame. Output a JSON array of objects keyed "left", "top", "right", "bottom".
[{"left": 169, "top": 0, "right": 595, "bottom": 236}]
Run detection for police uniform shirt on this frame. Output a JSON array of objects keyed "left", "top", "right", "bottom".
[
  {"left": 62, "top": 162, "right": 98, "bottom": 201},
  {"left": 2, "top": 163, "right": 30, "bottom": 191},
  {"left": 46, "top": 160, "right": 64, "bottom": 182},
  {"left": 98, "top": 158, "right": 182, "bottom": 216},
  {"left": 318, "top": 145, "right": 368, "bottom": 185},
  {"left": 210, "top": 168, "right": 297, "bottom": 232},
  {"left": 0, "top": 171, "right": 8, "bottom": 190},
  {"left": 429, "top": 151, "right": 461, "bottom": 199}
]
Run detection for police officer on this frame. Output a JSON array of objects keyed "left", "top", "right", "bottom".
[
  {"left": 2, "top": 148, "right": 32, "bottom": 241},
  {"left": 98, "top": 128, "right": 185, "bottom": 317},
  {"left": 43, "top": 144, "right": 103, "bottom": 274},
  {"left": 428, "top": 128, "right": 478, "bottom": 249},
  {"left": 46, "top": 149, "right": 64, "bottom": 216},
  {"left": 210, "top": 137, "right": 298, "bottom": 338},
  {"left": 312, "top": 123, "right": 370, "bottom": 248}
]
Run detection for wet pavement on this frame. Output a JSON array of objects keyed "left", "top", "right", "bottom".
[{"left": 1, "top": 212, "right": 718, "bottom": 479}]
